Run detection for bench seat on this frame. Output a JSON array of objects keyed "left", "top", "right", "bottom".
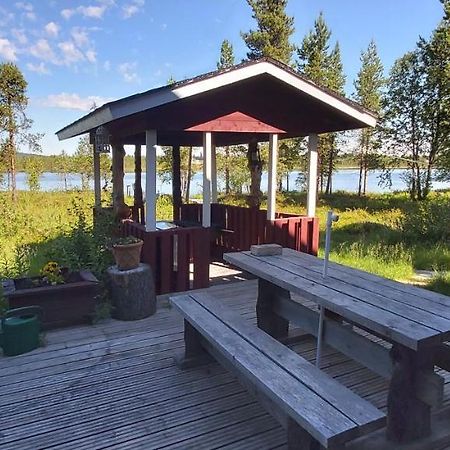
[{"left": 170, "top": 291, "right": 386, "bottom": 449}]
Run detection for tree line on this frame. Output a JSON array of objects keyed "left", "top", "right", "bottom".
[
  {"left": 1, "top": 0, "right": 448, "bottom": 202},
  {"left": 157, "top": 0, "right": 449, "bottom": 202}
]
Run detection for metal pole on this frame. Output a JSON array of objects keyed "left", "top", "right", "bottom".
[{"left": 316, "top": 210, "right": 339, "bottom": 368}]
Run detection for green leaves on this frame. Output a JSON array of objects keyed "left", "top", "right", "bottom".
[
  {"left": 217, "top": 40, "right": 235, "bottom": 69},
  {"left": 242, "top": 0, "right": 295, "bottom": 65}
]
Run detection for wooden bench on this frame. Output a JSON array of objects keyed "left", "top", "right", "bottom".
[{"left": 170, "top": 292, "right": 386, "bottom": 450}]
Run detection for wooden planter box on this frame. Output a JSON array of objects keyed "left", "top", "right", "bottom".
[{"left": 2, "top": 271, "right": 100, "bottom": 330}]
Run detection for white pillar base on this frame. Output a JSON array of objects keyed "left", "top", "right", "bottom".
[
  {"left": 202, "top": 132, "right": 212, "bottom": 228},
  {"left": 306, "top": 134, "right": 318, "bottom": 218},
  {"left": 267, "top": 134, "right": 278, "bottom": 221},
  {"left": 145, "top": 130, "right": 157, "bottom": 232}
]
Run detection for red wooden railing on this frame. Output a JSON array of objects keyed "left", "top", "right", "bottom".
[
  {"left": 121, "top": 221, "right": 210, "bottom": 295},
  {"left": 180, "top": 203, "right": 319, "bottom": 256}
]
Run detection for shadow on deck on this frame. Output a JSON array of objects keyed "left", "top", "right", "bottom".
[{"left": 0, "top": 280, "right": 449, "bottom": 449}]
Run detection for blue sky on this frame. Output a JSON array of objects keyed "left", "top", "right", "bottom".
[{"left": 0, "top": 0, "right": 444, "bottom": 155}]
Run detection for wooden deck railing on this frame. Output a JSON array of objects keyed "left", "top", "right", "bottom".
[
  {"left": 121, "top": 221, "right": 210, "bottom": 295},
  {"left": 180, "top": 203, "right": 319, "bottom": 256}
]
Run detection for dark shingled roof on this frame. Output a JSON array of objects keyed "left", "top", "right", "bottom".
[{"left": 56, "top": 57, "right": 376, "bottom": 138}]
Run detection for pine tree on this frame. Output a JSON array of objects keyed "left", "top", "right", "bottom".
[
  {"left": 217, "top": 40, "right": 236, "bottom": 193},
  {"left": 384, "top": 51, "right": 428, "bottom": 200},
  {"left": 217, "top": 40, "right": 235, "bottom": 69},
  {"left": 296, "top": 12, "right": 331, "bottom": 86},
  {"left": 384, "top": 1, "right": 449, "bottom": 200},
  {"left": 353, "top": 40, "right": 385, "bottom": 196},
  {"left": 242, "top": 0, "right": 294, "bottom": 206},
  {"left": 0, "top": 63, "right": 28, "bottom": 202},
  {"left": 419, "top": 0, "right": 450, "bottom": 184},
  {"left": 241, "top": 0, "right": 294, "bottom": 65},
  {"left": 296, "top": 13, "right": 345, "bottom": 194},
  {"left": 73, "top": 136, "right": 94, "bottom": 190}
]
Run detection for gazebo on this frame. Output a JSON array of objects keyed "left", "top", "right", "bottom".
[{"left": 56, "top": 57, "right": 376, "bottom": 294}]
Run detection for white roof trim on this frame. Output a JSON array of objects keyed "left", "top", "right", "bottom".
[{"left": 57, "top": 60, "right": 376, "bottom": 141}]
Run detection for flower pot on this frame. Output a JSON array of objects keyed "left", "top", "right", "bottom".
[{"left": 112, "top": 240, "right": 143, "bottom": 271}]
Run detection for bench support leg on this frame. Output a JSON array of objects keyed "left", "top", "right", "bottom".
[
  {"left": 257, "top": 279, "right": 289, "bottom": 339},
  {"left": 387, "top": 344, "right": 432, "bottom": 443},
  {"left": 175, "top": 320, "right": 213, "bottom": 369},
  {"left": 287, "top": 419, "right": 323, "bottom": 450}
]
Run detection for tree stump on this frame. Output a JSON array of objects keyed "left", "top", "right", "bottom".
[{"left": 107, "top": 263, "right": 156, "bottom": 320}]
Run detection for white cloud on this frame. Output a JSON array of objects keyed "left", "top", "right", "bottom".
[
  {"left": 118, "top": 62, "right": 140, "bottom": 83},
  {"left": 58, "top": 41, "right": 85, "bottom": 65},
  {"left": 0, "top": 38, "right": 18, "bottom": 61},
  {"left": 43, "top": 93, "right": 113, "bottom": 111},
  {"left": 15, "top": 2, "right": 35, "bottom": 21},
  {"left": 61, "top": 8, "right": 76, "bottom": 20},
  {"left": 0, "top": 7, "right": 15, "bottom": 27},
  {"left": 122, "top": 0, "right": 144, "bottom": 19},
  {"left": 78, "top": 5, "right": 107, "bottom": 19},
  {"left": 61, "top": 4, "right": 108, "bottom": 20},
  {"left": 85, "top": 49, "right": 96, "bottom": 63},
  {"left": 71, "top": 27, "right": 89, "bottom": 47},
  {"left": 103, "top": 60, "right": 111, "bottom": 71},
  {"left": 24, "top": 11, "right": 36, "bottom": 21},
  {"left": 15, "top": 2, "right": 33, "bottom": 12},
  {"left": 12, "top": 28, "right": 27, "bottom": 45},
  {"left": 26, "top": 62, "right": 50, "bottom": 75},
  {"left": 29, "top": 39, "right": 56, "bottom": 63},
  {"left": 45, "top": 22, "right": 60, "bottom": 38}
]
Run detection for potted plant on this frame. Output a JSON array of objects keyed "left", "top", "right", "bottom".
[{"left": 111, "top": 236, "right": 143, "bottom": 271}]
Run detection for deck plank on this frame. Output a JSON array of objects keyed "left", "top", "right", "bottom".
[{"left": 0, "top": 279, "right": 447, "bottom": 450}]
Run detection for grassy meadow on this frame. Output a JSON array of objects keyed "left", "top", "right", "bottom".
[{"left": 0, "top": 189, "right": 449, "bottom": 295}]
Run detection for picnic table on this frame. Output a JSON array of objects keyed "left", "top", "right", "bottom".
[{"left": 224, "top": 247, "right": 450, "bottom": 444}]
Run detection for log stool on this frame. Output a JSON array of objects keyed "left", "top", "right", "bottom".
[{"left": 107, "top": 263, "right": 156, "bottom": 320}]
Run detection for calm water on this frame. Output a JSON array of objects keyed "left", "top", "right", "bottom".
[{"left": 7, "top": 169, "right": 450, "bottom": 194}]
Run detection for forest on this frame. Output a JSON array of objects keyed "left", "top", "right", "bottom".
[{"left": 0, "top": 0, "right": 448, "bottom": 296}]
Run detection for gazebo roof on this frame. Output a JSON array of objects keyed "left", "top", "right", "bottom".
[{"left": 56, "top": 57, "right": 377, "bottom": 147}]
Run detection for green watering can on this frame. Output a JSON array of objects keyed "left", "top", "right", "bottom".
[{"left": 0, "top": 306, "right": 42, "bottom": 356}]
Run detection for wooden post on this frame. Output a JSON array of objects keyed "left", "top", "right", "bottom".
[
  {"left": 145, "top": 130, "right": 157, "bottom": 232},
  {"left": 112, "top": 143, "right": 125, "bottom": 212},
  {"left": 93, "top": 146, "right": 101, "bottom": 208},
  {"left": 387, "top": 344, "right": 432, "bottom": 443},
  {"left": 134, "top": 144, "right": 143, "bottom": 207},
  {"left": 202, "top": 132, "right": 212, "bottom": 228},
  {"left": 211, "top": 144, "right": 218, "bottom": 203},
  {"left": 306, "top": 134, "right": 318, "bottom": 218},
  {"left": 256, "top": 278, "right": 289, "bottom": 340},
  {"left": 172, "top": 144, "right": 182, "bottom": 222},
  {"left": 267, "top": 134, "right": 278, "bottom": 220}
]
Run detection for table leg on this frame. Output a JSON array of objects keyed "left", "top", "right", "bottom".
[
  {"left": 386, "top": 344, "right": 432, "bottom": 443},
  {"left": 257, "top": 278, "right": 289, "bottom": 339}
]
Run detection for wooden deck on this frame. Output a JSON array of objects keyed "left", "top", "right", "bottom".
[{"left": 1, "top": 280, "right": 449, "bottom": 449}]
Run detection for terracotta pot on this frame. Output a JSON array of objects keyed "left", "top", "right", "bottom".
[{"left": 112, "top": 240, "right": 143, "bottom": 271}]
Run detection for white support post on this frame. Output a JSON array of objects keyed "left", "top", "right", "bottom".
[
  {"left": 93, "top": 148, "right": 101, "bottom": 208},
  {"left": 306, "top": 133, "right": 318, "bottom": 218},
  {"left": 267, "top": 133, "right": 278, "bottom": 220},
  {"left": 202, "top": 132, "right": 212, "bottom": 228},
  {"left": 211, "top": 144, "right": 217, "bottom": 203},
  {"left": 145, "top": 130, "right": 157, "bottom": 232}
]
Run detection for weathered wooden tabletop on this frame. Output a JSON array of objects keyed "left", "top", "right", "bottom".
[{"left": 224, "top": 248, "right": 450, "bottom": 351}]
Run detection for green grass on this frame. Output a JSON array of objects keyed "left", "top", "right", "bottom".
[
  {"left": 1, "top": 189, "right": 449, "bottom": 296},
  {"left": 221, "top": 190, "right": 450, "bottom": 293}
]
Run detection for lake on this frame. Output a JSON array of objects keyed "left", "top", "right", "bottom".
[{"left": 6, "top": 169, "right": 450, "bottom": 194}]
